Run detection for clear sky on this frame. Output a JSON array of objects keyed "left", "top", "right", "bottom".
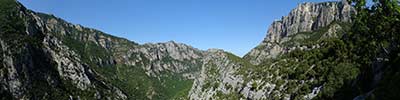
[{"left": 18, "top": 0, "right": 335, "bottom": 57}]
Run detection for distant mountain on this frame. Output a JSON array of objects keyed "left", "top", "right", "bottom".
[{"left": 1, "top": 0, "right": 399, "bottom": 100}]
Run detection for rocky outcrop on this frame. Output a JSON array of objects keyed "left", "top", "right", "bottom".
[
  {"left": 130, "top": 41, "right": 205, "bottom": 76},
  {"left": 189, "top": 49, "right": 246, "bottom": 99},
  {"left": 244, "top": 0, "right": 355, "bottom": 65},
  {"left": 188, "top": 49, "right": 283, "bottom": 100}
]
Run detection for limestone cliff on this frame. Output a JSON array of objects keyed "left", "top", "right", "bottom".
[{"left": 244, "top": 0, "right": 355, "bottom": 65}]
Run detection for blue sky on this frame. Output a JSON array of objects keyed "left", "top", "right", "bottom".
[{"left": 18, "top": 0, "right": 335, "bottom": 57}]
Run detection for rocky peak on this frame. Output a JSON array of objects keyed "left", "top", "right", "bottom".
[
  {"left": 244, "top": 0, "right": 355, "bottom": 65},
  {"left": 266, "top": 0, "right": 353, "bottom": 43}
]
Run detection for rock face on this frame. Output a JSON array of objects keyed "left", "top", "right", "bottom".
[
  {"left": 188, "top": 49, "right": 281, "bottom": 100},
  {"left": 0, "top": 1, "right": 126, "bottom": 99},
  {"left": 189, "top": 49, "right": 246, "bottom": 99},
  {"left": 244, "top": 0, "right": 355, "bottom": 65},
  {"left": 132, "top": 41, "right": 205, "bottom": 76}
]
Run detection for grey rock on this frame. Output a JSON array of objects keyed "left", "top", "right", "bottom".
[{"left": 244, "top": 0, "right": 355, "bottom": 65}]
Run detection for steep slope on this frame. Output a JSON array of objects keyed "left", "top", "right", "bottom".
[
  {"left": 244, "top": 0, "right": 354, "bottom": 65},
  {"left": 0, "top": 1, "right": 126, "bottom": 99},
  {"left": 189, "top": 49, "right": 251, "bottom": 99}
]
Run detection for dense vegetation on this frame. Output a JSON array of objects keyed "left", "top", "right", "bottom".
[{"left": 344, "top": 0, "right": 400, "bottom": 99}]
